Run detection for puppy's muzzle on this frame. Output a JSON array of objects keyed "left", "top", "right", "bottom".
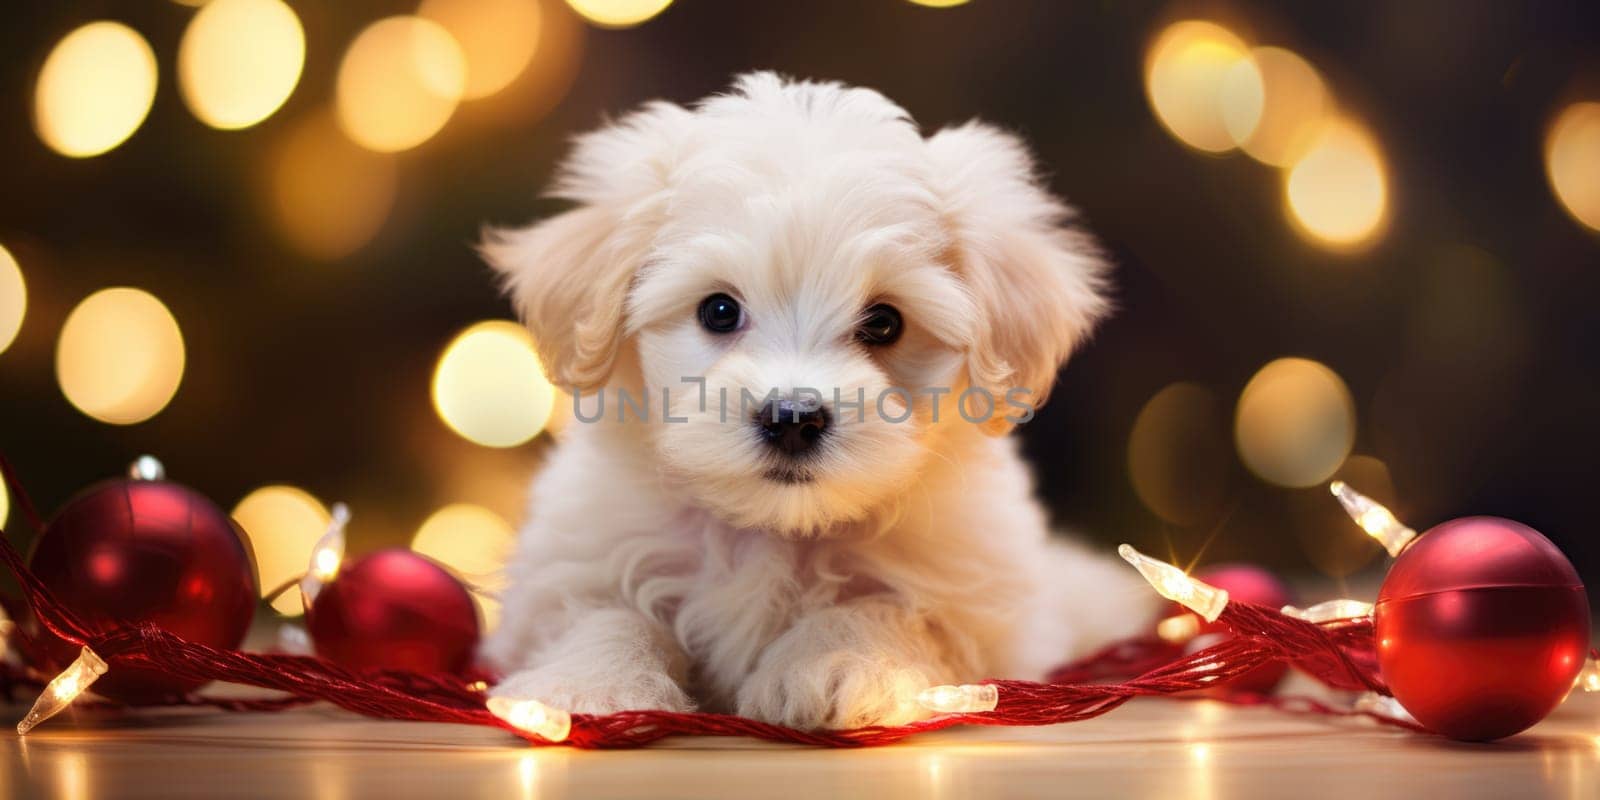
[{"left": 756, "top": 397, "right": 830, "bottom": 456}]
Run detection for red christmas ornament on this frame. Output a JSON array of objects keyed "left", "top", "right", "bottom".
[
  {"left": 27, "top": 460, "right": 258, "bottom": 702},
  {"left": 1162, "top": 564, "right": 1296, "bottom": 694},
  {"left": 306, "top": 548, "right": 479, "bottom": 675},
  {"left": 1375, "top": 517, "right": 1591, "bottom": 741}
]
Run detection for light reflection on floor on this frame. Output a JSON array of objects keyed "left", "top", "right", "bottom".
[{"left": 0, "top": 693, "right": 1595, "bottom": 799}]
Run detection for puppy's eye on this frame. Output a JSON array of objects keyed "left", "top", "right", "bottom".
[
  {"left": 698, "top": 293, "right": 743, "bottom": 334},
  {"left": 856, "top": 303, "right": 903, "bottom": 346}
]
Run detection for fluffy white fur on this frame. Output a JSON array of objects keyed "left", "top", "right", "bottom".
[{"left": 480, "top": 73, "right": 1155, "bottom": 730}]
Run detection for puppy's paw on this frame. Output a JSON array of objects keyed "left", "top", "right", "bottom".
[
  {"left": 491, "top": 665, "right": 694, "bottom": 715},
  {"left": 736, "top": 651, "right": 929, "bottom": 730}
]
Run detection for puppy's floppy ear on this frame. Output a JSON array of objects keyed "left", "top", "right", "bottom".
[
  {"left": 925, "top": 122, "right": 1111, "bottom": 435},
  {"left": 480, "top": 102, "right": 695, "bottom": 390}
]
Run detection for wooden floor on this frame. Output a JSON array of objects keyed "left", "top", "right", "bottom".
[{"left": 3, "top": 690, "right": 1597, "bottom": 799}]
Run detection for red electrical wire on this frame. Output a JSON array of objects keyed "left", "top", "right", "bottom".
[{"left": 0, "top": 454, "right": 1408, "bottom": 748}]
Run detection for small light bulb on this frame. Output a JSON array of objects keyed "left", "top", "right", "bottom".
[
  {"left": 1578, "top": 657, "right": 1600, "bottom": 693},
  {"left": 300, "top": 502, "right": 350, "bottom": 606},
  {"left": 1329, "top": 481, "right": 1416, "bottom": 557},
  {"left": 1281, "top": 599, "right": 1375, "bottom": 623},
  {"left": 1157, "top": 613, "right": 1202, "bottom": 644},
  {"left": 1354, "top": 691, "right": 1416, "bottom": 723},
  {"left": 17, "top": 646, "right": 108, "bottom": 734},
  {"left": 1118, "top": 544, "right": 1230, "bottom": 622},
  {"left": 127, "top": 455, "right": 166, "bottom": 481},
  {"left": 916, "top": 683, "right": 999, "bottom": 714},
  {"left": 487, "top": 696, "right": 571, "bottom": 743}
]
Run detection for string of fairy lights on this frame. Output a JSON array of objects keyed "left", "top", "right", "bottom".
[
  {"left": 1, "top": 2, "right": 1598, "bottom": 639},
  {"left": 15, "top": 476, "right": 1593, "bottom": 740}
]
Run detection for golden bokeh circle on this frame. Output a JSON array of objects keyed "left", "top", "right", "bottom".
[
  {"left": 0, "top": 244, "right": 24, "bottom": 355},
  {"left": 414, "top": 503, "right": 516, "bottom": 631},
  {"left": 1127, "top": 382, "right": 1231, "bottom": 525},
  {"left": 1545, "top": 101, "right": 1600, "bottom": 232},
  {"left": 1145, "top": 20, "right": 1258, "bottom": 153},
  {"left": 432, "top": 321, "right": 554, "bottom": 447},
  {"left": 419, "top": 0, "right": 542, "bottom": 100},
  {"left": 233, "top": 486, "right": 331, "bottom": 616},
  {"left": 34, "top": 22, "right": 159, "bottom": 158},
  {"left": 268, "top": 110, "right": 398, "bottom": 260},
  {"left": 1284, "top": 117, "right": 1388, "bottom": 248},
  {"left": 413, "top": 503, "right": 516, "bottom": 583},
  {"left": 1234, "top": 357, "right": 1356, "bottom": 488},
  {"left": 56, "top": 288, "right": 186, "bottom": 425},
  {"left": 178, "top": 0, "right": 306, "bottom": 130},
  {"left": 1225, "top": 47, "right": 1330, "bottom": 166},
  {"left": 564, "top": 0, "right": 673, "bottom": 28},
  {"left": 335, "top": 16, "right": 467, "bottom": 153}
]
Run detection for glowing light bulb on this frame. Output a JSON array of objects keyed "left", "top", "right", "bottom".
[
  {"left": 487, "top": 696, "right": 571, "bottom": 742},
  {"left": 916, "top": 683, "right": 999, "bottom": 714},
  {"left": 1578, "top": 657, "right": 1600, "bottom": 693},
  {"left": 1157, "top": 613, "right": 1203, "bottom": 644},
  {"left": 17, "top": 646, "right": 108, "bottom": 734},
  {"left": 128, "top": 455, "right": 166, "bottom": 481},
  {"left": 1354, "top": 692, "right": 1415, "bottom": 724},
  {"left": 1281, "top": 599, "right": 1375, "bottom": 623},
  {"left": 1118, "top": 544, "right": 1229, "bottom": 622},
  {"left": 299, "top": 502, "right": 349, "bottom": 606},
  {"left": 1329, "top": 481, "right": 1416, "bottom": 557}
]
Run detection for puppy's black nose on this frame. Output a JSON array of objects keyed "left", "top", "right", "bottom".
[{"left": 757, "top": 399, "right": 830, "bottom": 455}]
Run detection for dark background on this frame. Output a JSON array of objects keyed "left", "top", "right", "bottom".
[{"left": 2, "top": 0, "right": 1597, "bottom": 603}]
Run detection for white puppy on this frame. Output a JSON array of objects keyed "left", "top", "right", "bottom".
[{"left": 480, "top": 73, "right": 1153, "bottom": 730}]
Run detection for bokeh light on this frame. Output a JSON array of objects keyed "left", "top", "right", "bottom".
[
  {"left": 1145, "top": 20, "right": 1258, "bottom": 153},
  {"left": 907, "top": 0, "right": 970, "bottom": 6},
  {"left": 1223, "top": 47, "right": 1329, "bottom": 166},
  {"left": 1545, "top": 101, "right": 1600, "bottom": 232},
  {"left": 461, "top": 0, "right": 587, "bottom": 130},
  {"left": 413, "top": 503, "right": 516, "bottom": 630},
  {"left": 1128, "top": 382, "right": 1231, "bottom": 525},
  {"left": 413, "top": 503, "right": 515, "bottom": 582},
  {"left": 268, "top": 110, "right": 398, "bottom": 260},
  {"left": 1291, "top": 454, "right": 1392, "bottom": 578},
  {"left": 178, "top": 0, "right": 305, "bottom": 130},
  {"left": 1235, "top": 357, "right": 1356, "bottom": 488},
  {"left": 0, "top": 479, "right": 9, "bottom": 530},
  {"left": 56, "top": 288, "right": 186, "bottom": 425},
  {"left": 336, "top": 16, "right": 467, "bottom": 153},
  {"left": 232, "top": 486, "right": 331, "bottom": 616},
  {"left": 1285, "top": 118, "right": 1388, "bottom": 248},
  {"left": 34, "top": 22, "right": 159, "bottom": 158},
  {"left": 420, "top": 0, "right": 542, "bottom": 100},
  {"left": 0, "top": 244, "right": 24, "bottom": 355},
  {"left": 564, "top": 0, "right": 673, "bottom": 29},
  {"left": 432, "top": 321, "right": 554, "bottom": 447}
]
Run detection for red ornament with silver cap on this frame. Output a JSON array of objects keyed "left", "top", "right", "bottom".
[{"left": 25, "top": 456, "right": 258, "bottom": 702}]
